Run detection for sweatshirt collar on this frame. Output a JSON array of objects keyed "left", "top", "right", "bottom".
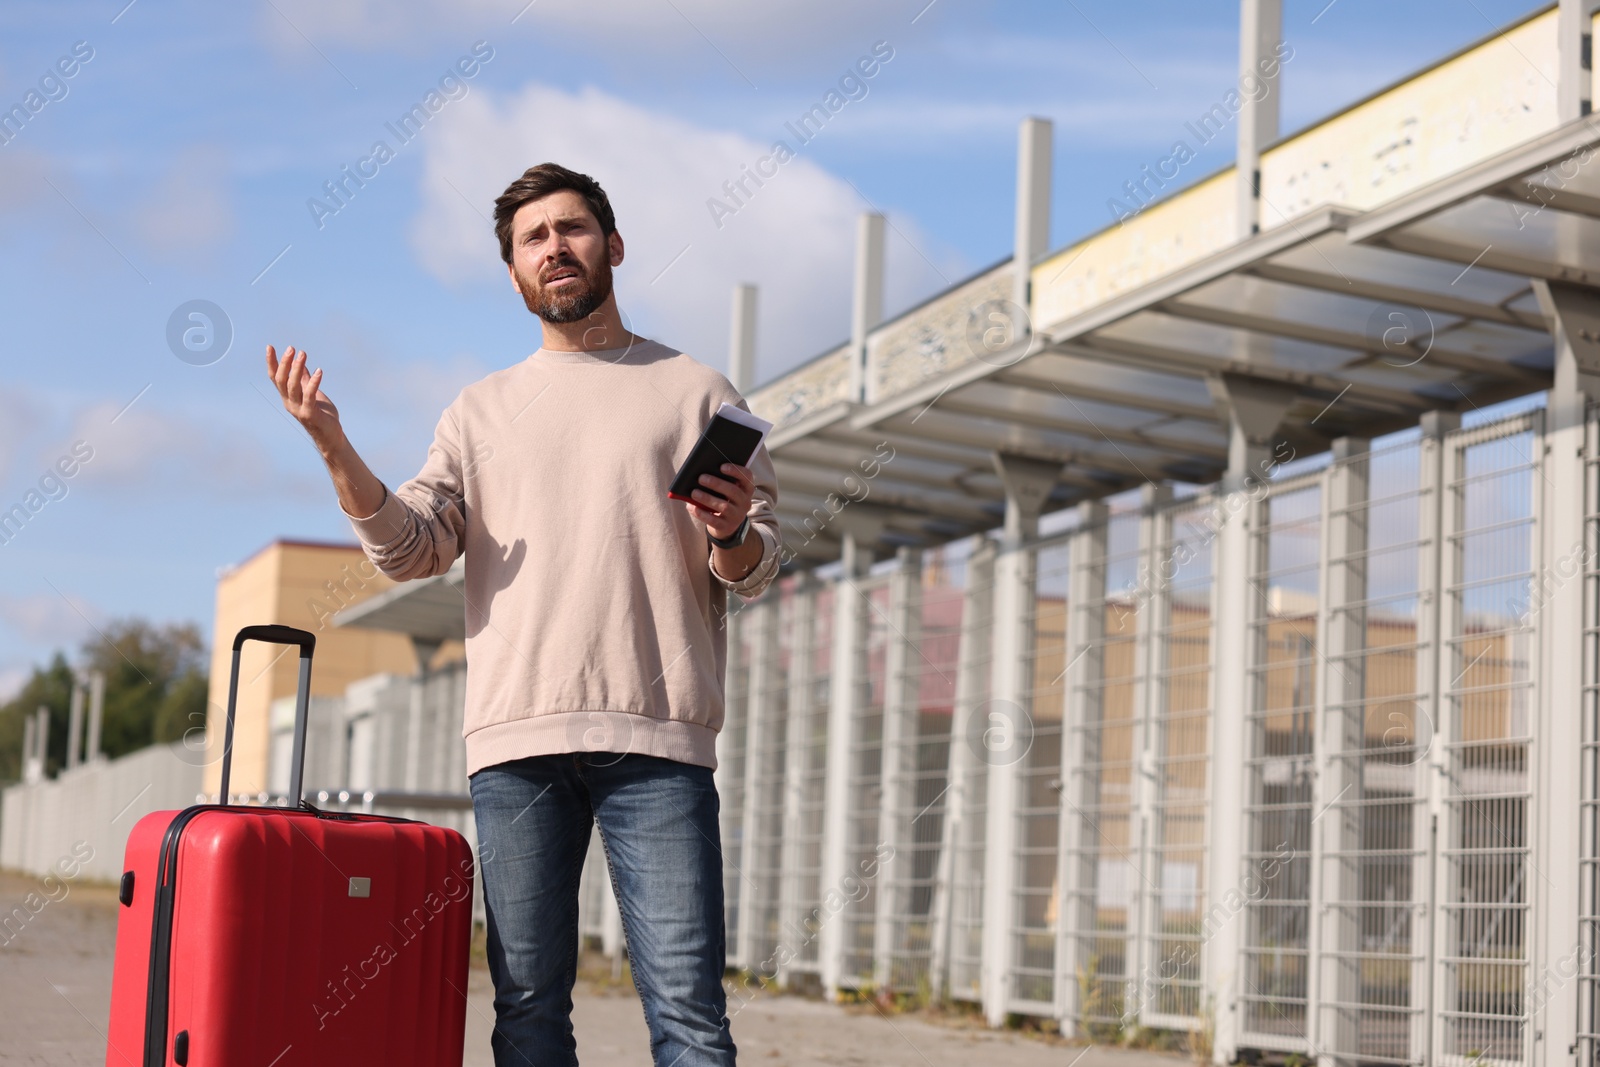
[{"left": 530, "top": 338, "right": 653, "bottom": 365}]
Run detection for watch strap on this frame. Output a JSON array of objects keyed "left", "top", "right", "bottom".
[{"left": 708, "top": 515, "right": 750, "bottom": 550}]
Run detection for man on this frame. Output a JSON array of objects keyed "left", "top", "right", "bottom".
[{"left": 267, "top": 162, "right": 779, "bottom": 1066}]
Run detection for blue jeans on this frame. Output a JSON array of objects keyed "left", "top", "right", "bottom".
[{"left": 468, "top": 751, "right": 738, "bottom": 1066}]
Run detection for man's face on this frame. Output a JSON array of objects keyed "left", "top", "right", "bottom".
[{"left": 506, "top": 189, "right": 621, "bottom": 324}]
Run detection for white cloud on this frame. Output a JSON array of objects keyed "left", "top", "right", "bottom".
[
  {"left": 0, "top": 384, "right": 44, "bottom": 486},
  {"left": 408, "top": 81, "right": 963, "bottom": 376},
  {"left": 310, "top": 311, "right": 499, "bottom": 475},
  {"left": 255, "top": 0, "right": 885, "bottom": 64},
  {"left": 0, "top": 590, "right": 96, "bottom": 650},
  {"left": 321, "top": 311, "right": 493, "bottom": 419},
  {"left": 51, "top": 399, "right": 321, "bottom": 505},
  {"left": 130, "top": 144, "right": 236, "bottom": 260},
  {"left": 0, "top": 146, "right": 54, "bottom": 225}
]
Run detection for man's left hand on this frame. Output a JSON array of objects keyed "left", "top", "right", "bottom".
[{"left": 688, "top": 462, "right": 753, "bottom": 539}]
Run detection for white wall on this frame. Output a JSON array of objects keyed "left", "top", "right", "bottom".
[{"left": 0, "top": 741, "right": 205, "bottom": 883}]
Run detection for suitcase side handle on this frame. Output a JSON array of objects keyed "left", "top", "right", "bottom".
[{"left": 218, "top": 625, "right": 317, "bottom": 807}]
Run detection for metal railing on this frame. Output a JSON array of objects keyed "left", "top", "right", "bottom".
[
  {"left": 211, "top": 405, "right": 1581, "bottom": 1061},
  {"left": 840, "top": 577, "right": 892, "bottom": 987},
  {"left": 1241, "top": 474, "right": 1322, "bottom": 1050},
  {"left": 1014, "top": 536, "right": 1070, "bottom": 1009},
  {"left": 878, "top": 540, "right": 970, "bottom": 994},
  {"left": 1437, "top": 416, "right": 1540, "bottom": 1066},
  {"left": 1067, "top": 508, "right": 1145, "bottom": 1026},
  {"left": 1144, "top": 496, "right": 1215, "bottom": 1029},
  {"left": 1317, "top": 435, "right": 1434, "bottom": 1067}
]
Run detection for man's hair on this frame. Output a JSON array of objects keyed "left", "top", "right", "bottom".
[{"left": 493, "top": 163, "right": 616, "bottom": 264}]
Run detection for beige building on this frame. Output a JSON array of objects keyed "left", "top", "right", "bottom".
[{"left": 201, "top": 539, "right": 441, "bottom": 797}]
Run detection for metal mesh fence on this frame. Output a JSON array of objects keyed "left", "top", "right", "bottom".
[
  {"left": 946, "top": 542, "right": 995, "bottom": 1002},
  {"left": 880, "top": 539, "right": 971, "bottom": 993},
  {"left": 1439, "top": 416, "right": 1539, "bottom": 1065},
  {"left": 1144, "top": 497, "right": 1216, "bottom": 1027},
  {"left": 785, "top": 580, "right": 834, "bottom": 973},
  {"left": 1242, "top": 476, "right": 1321, "bottom": 1047},
  {"left": 706, "top": 408, "right": 1568, "bottom": 1041},
  {"left": 1013, "top": 535, "right": 1070, "bottom": 1007},
  {"left": 1068, "top": 509, "right": 1143, "bottom": 1026},
  {"left": 1582, "top": 405, "right": 1600, "bottom": 1067},
  {"left": 841, "top": 577, "right": 892, "bottom": 985},
  {"left": 1319, "top": 436, "right": 1432, "bottom": 1066},
  {"left": 744, "top": 579, "right": 797, "bottom": 977},
  {"left": 721, "top": 600, "right": 753, "bottom": 966}
]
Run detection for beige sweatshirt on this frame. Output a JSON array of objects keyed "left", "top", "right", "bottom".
[{"left": 341, "top": 338, "right": 782, "bottom": 775}]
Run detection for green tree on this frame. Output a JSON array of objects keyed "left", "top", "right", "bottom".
[
  {"left": 153, "top": 669, "right": 210, "bottom": 747},
  {"left": 0, "top": 653, "right": 75, "bottom": 781},
  {"left": 0, "top": 618, "right": 210, "bottom": 783}
]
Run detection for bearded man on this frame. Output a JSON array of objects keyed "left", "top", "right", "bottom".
[{"left": 267, "top": 161, "right": 780, "bottom": 1067}]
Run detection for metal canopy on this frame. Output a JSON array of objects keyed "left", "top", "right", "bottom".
[
  {"left": 1350, "top": 115, "right": 1600, "bottom": 286},
  {"left": 332, "top": 122, "right": 1600, "bottom": 598},
  {"left": 762, "top": 119, "right": 1600, "bottom": 565},
  {"left": 335, "top": 558, "right": 468, "bottom": 642}
]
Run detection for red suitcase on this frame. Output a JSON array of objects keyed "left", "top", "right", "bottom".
[{"left": 106, "top": 625, "right": 475, "bottom": 1067}]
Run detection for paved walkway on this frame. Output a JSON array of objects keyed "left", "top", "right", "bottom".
[{"left": 1, "top": 869, "right": 1192, "bottom": 1066}]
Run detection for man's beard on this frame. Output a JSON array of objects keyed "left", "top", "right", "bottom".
[{"left": 518, "top": 254, "right": 613, "bottom": 324}]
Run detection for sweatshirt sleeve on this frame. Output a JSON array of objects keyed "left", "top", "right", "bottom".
[
  {"left": 707, "top": 395, "right": 782, "bottom": 603},
  {"left": 339, "top": 404, "right": 466, "bottom": 581},
  {"left": 711, "top": 521, "right": 780, "bottom": 600}
]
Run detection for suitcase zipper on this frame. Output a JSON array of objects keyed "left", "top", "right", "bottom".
[{"left": 142, "top": 804, "right": 208, "bottom": 1067}]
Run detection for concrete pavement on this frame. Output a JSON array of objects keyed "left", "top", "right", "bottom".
[{"left": 0, "top": 869, "right": 1193, "bottom": 1067}]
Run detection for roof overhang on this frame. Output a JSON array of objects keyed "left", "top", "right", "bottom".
[
  {"left": 334, "top": 119, "right": 1600, "bottom": 638},
  {"left": 334, "top": 559, "right": 467, "bottom": 642},
  {"left": 760, "top": 120, "right": 1600, "bottom": 566}
]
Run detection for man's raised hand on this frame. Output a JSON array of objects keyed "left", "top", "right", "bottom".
[
  {"left": 265, "top": 343, "right": 387, "bottom": 518},
  {"left": 267, "top": 344, "right": 343, "bottom": 449}
]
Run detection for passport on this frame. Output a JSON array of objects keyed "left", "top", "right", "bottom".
[{"left": 668, "top": 402, "right": 773, "bottom": 504}]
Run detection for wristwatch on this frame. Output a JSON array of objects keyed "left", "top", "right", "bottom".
[{"left": 708, "top": 515, "right": 750, "bottom": 550}]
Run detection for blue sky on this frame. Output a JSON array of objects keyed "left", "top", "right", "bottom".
[{"left": 0, "top": 0, "right": 1545, "bottom": 696}]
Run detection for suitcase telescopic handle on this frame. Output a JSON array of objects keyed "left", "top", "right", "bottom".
[
  {"left": 232, "top": 624, "right": 317, "bottom": 652},
  {"left": 218, "top": 625, "right": 317, "bottom": 806}
]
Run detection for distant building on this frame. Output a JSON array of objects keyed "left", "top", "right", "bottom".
[{"left": 201, "top": 539, "right": 460, "bottom": 797}]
